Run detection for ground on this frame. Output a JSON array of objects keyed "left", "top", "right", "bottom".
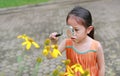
[{"left": 0, "top": 0, "right": 120, "bottom": 76}]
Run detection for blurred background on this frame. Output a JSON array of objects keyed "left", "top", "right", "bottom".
[{"left": 0, "top": 0, "right": 120, "bottom": 76}]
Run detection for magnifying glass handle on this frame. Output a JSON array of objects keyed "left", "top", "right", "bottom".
[{"left": 55, "top": 33, "right": 63, "bottom": 37}]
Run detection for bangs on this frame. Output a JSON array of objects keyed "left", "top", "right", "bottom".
[{"left": 67, "top": 15, "right": 87, "bottom": 28}]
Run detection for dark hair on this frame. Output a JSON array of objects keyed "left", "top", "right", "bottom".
[{"left": 66, "top": 6, "right": 94, "bottom": 39}]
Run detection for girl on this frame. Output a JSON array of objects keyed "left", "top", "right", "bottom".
[{"left": 49, "top": 6, "right": 105, "bottom": 76}]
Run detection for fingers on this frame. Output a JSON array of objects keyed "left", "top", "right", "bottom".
[{"left": 49, "top": 32, "right": 58, "bottom": 41}]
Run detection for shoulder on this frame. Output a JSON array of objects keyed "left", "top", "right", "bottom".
[
  {"left": 65, "top": 38, "right": 73, "bottom": 46},
  {"left": 60, "top": 38, "right": 73, "bottom": 47},
  {"left": 95, "top": 40, "right": 102, "bottom": 50},
  {"left": 92, "top": 40, "right": 104, "bottom": 55},
  {"left": 60, "top": 38, "right": 70, "bottom": 43},
  {"left": 91, "top": 39, "right": 103, "bottom": 51},
  {"left": 92, "top": 39, "right": 102, "bottom": 47}
]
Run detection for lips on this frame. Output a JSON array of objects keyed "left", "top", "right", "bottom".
[{"left": 71, "top": 36, "right": 76, "bottom": 39}]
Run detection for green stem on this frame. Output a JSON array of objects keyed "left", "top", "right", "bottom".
[
  {"left": 32, "top": 62, "right": 41, "bottom": 76},
  {"left": 17, "top": 50, "right": 25, "bottom": 76},
  {"left": 17, "top": 65, "right": 24, "bottom": 76},
  {"left": 0, "top": 71, "right": 5, "bottom": 76}
]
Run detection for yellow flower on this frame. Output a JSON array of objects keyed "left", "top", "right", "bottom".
[
  {"left": 36, "top": 57, "right": 42, "bottom": 63},
  {"left": 71, "top": 63, "right": 84, "bottom": 74},
  {"left": 81, "top": 70, "right": 90, "bottom": 76},
  {"left": 51, "top": 66, "right": 62, "bottom": 76},
  {"left": 42, "top": 49, "right": 48, "bottom": 56},
  {"left": 64, "top": 65, "right": 74, "bottom": 76},
  {"left": 50, "top": 49, "right": 62, "bottom": 58},
  {"left": 59, "top": 72, "right": 65, "bottom": 76},
  {"left": 51, "top": 45, "right": 58, "bottom": 49},
  {"left": 52, "top": 69, "right": 59, "bottom": 76},
  {"left": 18, "top": 34, "right": 40, "bottom": 50},
  {"left": 50, "top": 45, "right": 62, "bottom": 58},
  {"left": 44, "top": 38, "right": 51, "bottom": 45},
  {"left": 42, "top": 46, "right": 50, "bottom": 56},
  {"left": 62, "top": 59, "right": 71, "bottom": 65},
  {"left": 17, "top": 34, "right": 28, "bottom": 40}
]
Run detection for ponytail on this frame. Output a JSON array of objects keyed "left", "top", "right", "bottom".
[{"left": 88, "top": 27, "right": 94, "bottom": 39}]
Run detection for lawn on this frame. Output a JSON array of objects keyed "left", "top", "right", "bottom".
[{"left": 0, "top": 0, "right": 49, "bottom": 8}]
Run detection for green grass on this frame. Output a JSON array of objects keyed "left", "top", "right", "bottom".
[{"left": 0, "top": 0, "right": 49, "bottom": 8}]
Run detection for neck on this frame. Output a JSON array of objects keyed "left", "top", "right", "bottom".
[{"left": 74, "top": 36, "right": 91, "bottom": 46}]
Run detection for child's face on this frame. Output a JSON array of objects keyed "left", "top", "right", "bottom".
[{"left": 67, "top": 17, "right": 90, "bottom": 43}]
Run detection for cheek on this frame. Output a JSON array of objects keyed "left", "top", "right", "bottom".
[{"left": 77, "top": 30, "right": 87, "bottom": 38}]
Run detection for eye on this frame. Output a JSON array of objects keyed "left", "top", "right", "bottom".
[{"left": 74, "top": 29, "right": 79, "bottom": 31}]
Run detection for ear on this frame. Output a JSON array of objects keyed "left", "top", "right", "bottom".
[{"left": 87, "top": 26, "right": 94, "bottom": 34}]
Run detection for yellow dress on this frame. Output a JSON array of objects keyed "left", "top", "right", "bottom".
[{"left": 65, "top": 39, "right": 99, "bottom": 76}]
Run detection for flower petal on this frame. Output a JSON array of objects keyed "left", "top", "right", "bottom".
[
  {"left": 26, "top": 42, "right": 31, "bottom": 50},
  {"left": 22, "top": 41, "right": 27, "bottom": 46},
  {"left": 57, "top": 49, "right": 62, "bottom": 56},
  {"left": 42, "top": 49, "right": 49, "bottom": 56},
  {"left": 32, "top": 42, "right": 40, "bottom": 48}
]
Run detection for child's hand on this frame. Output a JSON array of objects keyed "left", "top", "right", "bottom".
[{"left": 49, "top": 32, "right": 58, "bottom": 44}]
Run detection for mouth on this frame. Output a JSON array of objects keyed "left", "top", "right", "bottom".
[{"left": 71, "top": 36, "right": 76, "bottom": 40}]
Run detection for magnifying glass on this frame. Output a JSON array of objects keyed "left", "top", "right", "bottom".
[
  {"left": 54, "top": 25, "right": 74, "bottom": 38},
  {"left": 66, "top": 26, "right": 74, "bottom": 38}
]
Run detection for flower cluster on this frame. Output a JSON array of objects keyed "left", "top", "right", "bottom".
[
  {"left": 62, "top": 59, "right": 90, "bottom": 76},
  {"left": 42, "top": 38, "right": 62, "bottom": 58},
  {"left": 50, "top": 59, "right": 90, "bottom": 76},
  {"left": 17, "top": 34, "right": 90, "bottom": 76}
]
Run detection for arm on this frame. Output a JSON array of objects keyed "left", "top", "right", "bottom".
[
  {"left": 97, "top": 42, "right": 105, "bottom": 76},
  {"left": 58, "top": 39, "right": 66, "bottom": 53},
  {"left": 49, "top": 32, "right": 66, "bottom": 53},
  {"left": 48, "top": 32, "right": 66, "bottom": 59}
]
